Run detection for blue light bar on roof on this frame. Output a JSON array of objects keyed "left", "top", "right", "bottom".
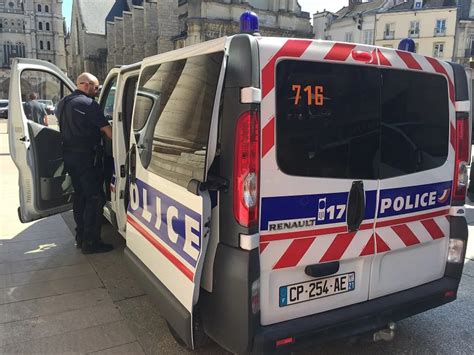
[{"left": 240, "top": 11, "right": 259, "bottom": 34}]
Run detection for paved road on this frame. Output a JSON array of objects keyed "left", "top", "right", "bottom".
[{"left": 0, "top": 119, "right": 473, "bottom": 354}]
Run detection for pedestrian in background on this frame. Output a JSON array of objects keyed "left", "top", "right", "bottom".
[
  {"left": 56, "top": 72, "right": 114, "bottom": 254},
  {"left": 24, "top": 92, "right": 48, "bottom": 126}
]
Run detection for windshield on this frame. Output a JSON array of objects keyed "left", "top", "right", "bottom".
[{"left": 0, "top": 102, "right": 7, "bottom": 108}]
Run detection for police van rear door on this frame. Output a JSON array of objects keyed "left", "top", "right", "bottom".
[
  {"left": 125, "top": 39, "right": 225, "bottom": 348},
  {"left": 8, "top": 58, "right": 75, "bottom": 222},
  {"left": 368, "top": 49, "right": 454, "bottom": 299},
  {"left": 258, "top": 39, "right": 379, "bottom": 325}
]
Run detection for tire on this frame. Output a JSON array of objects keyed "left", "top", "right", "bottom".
[
  {"left": 166, "top": 308, "right": 211, "bottom": 350},
  {"left": 167, "top": 321, "right": 187, "bottom": 348}
]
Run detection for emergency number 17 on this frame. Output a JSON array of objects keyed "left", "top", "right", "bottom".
[{"left": 292, "top": 85, "right": 324, "bottom": 106}]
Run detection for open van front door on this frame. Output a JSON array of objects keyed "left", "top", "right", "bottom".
[{"left": 8, "top": 58, "right": 75, "bottom": 222}]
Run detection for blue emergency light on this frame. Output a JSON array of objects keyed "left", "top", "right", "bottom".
[
  {"left": 398, "top": 38, "right": 416, "bottom": 53},
  {"left": 240, "top": 11, "right": 259, "bottom": 34}
]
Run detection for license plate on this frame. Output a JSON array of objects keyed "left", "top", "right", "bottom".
[{"left": 279, "top": 272, "right": 355, "bottom": 307}]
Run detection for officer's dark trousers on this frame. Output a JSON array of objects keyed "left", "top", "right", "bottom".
[{"left": 63, "top": 151, "right": 105, "bottom": 247}]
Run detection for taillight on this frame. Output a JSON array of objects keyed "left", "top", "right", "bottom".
[
  {"left": 452, "top": 115, "right": 470, "bottom": 203},
  {"left": 234, "top": 110, "right": 260, "bottom": 227}
]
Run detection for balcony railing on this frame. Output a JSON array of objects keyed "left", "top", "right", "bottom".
[
  {"left": 0, "top": 28, "right": 24, "bottom": 34},
  {"left": 383, "top": 30, "right": 395, "bottom": 40},
  {"left": 465, "top": 48, "right": 474, "bottom": 57},
  {"left": 0, "top": 8, "right": 23, "bottom": 14},
  {"left": 434, "top": 28, "right": 446, "bottom": 36}
]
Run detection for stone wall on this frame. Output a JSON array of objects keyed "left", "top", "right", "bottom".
[{"left": 132, "top": 6, "right": 145, "bottom": 63}]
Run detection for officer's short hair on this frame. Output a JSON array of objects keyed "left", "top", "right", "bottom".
[{"left": 29, "top": 92, "right": 37, "bottom": 100}]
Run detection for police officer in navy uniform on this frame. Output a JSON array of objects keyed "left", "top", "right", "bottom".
[{"left": 56, "top": 73, "right": 114, "bottom": 254}]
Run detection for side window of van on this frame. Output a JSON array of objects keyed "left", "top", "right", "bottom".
[{"left": 133, "top": 52, "right": 224, "bottom": 188}]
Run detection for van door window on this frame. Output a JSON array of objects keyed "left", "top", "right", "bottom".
[
  {"left": 21, "top": 70, "right": 71, "bottom": 131},
  {"left": 100, "top": 76, "right": 117, "bottom": 121},
  {"left": 379, "top": 69, "right": 449, "bottom": 178},
  {"left": 134, "top": 52, "right": 224, "bottom": 188},
  {"left": 276, "top": 60, "right": 381, "bottom": 179}
]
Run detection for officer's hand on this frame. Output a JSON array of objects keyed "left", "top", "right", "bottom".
[{"left": 101, "top": 125, "right": 112, "bottom": 140}]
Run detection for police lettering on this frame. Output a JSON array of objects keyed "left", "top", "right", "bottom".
[
  {"left": 130, "top": 183, "right": 201, "bottom": 262},
  {"left": 379, "top": 191, "right": 437, "bottom": 214}
]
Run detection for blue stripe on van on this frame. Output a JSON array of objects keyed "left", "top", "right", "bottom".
[{"left": 260, "top": 181, "right": 452, "bottom": 232}]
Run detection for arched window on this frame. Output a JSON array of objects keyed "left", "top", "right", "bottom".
[
  {"left": 38, "top": 22, "right": 42, "bottom": 30},
  {"left": 45, "top": 22, "right": 49, "bottom": 31},
  {"left": 40, "top": 40, "right": 43, "bottom": 50},
  {"left": 37, "top": 4, "right": 41, "bottom": 12},
  {"left": 45, "top": 5, "right": 49, "bottom": 12},
  {"left": 47, "top": 41, "right": 51, "bottom": 50}
]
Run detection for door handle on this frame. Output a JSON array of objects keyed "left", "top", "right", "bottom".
[
  {"left": 19, "top": 136, "right": 28, "bottom": 142},
  {"left": 305, "top": 261, "right": 340, "bottom": 278},
  {"left": 347, "top": 180, "right": 365, "bottom": 232},
  {"left": 128, "top": 144, "right": 137, "bottom": 184}
]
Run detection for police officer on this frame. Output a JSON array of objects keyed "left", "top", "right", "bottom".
[{"left": 56, "top": 73, "right": 113, "bottom": 254}]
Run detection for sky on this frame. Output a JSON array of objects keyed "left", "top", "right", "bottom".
[{"left": 61, "top": 0, "right": 348, "bottom": 30}]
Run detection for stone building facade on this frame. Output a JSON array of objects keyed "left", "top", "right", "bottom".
[
  {"left": 0, "top": 0, "right": 66, "bottom": 98},
  {"left": 106, "top": 0, "right": 312, "bottom": 70},
  {"left": 66, "top": 0, "right": 114, "bottom": 82}
]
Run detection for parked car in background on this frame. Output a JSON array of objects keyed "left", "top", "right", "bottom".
[
  {"left": 36, "top": 99, "right": 54, "bottom": 115},
  {"left": 0, "top": 99, "right": 8, "bottom": 118}
]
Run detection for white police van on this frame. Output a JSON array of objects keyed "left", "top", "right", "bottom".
[{"left": 8, "top": 13, "right": 471, "bottom": 353}]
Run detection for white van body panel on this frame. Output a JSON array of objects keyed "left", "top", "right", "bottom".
[{"left": 256, "top": 38, "right": 454, "bottom": 325}]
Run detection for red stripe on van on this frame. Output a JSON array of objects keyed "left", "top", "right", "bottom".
[
  {"left": 391, "top": 224, "right": 420, "bottom": 246},
  {"left": 450, "top": 122, "right": 456, "bottom": 149},
  {"left": 377, "top": 49, "right": 392, "bottom": 66},
  {"left": 396, "top": 51, "right": 422, "bottom": 70},
  {"left": 375, "top": 209, "right": 449, "bottom": 228},
  {"left": 421, "top": 219, "right": 445, "bottom": 240},
  {"left": 262, "top": 39, "right": 312, "bottom": 98},
  {"left": 425, "top": 56, "right": 455, "bottom": 104},
  {"left": 375, "top": 234, "right": 391, "bottom": 253},
  {"left": 262, "top": 117, "right": 275, "bottom": 158},
  {"left": 260, "top": 225, "right": 347, "bottom": 243},
  {"left": 273, "top": 237, "right": 315, "bottom": 269},
  {"left": 324, "top": 43, "right": 356, "bottom": 61},
  {"left": 360, "top": 235, "right": 375, "bottom": 256},
  {"left": 320, "top": 232, "right": 356, "bottom": 262},
  {"left": 260, "top": 242, "right": 269, "bottom": 254},
  {"left": 127, "top": 214, "right": 194, "bottom": 282}
]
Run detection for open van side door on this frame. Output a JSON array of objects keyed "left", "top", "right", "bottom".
[
  {"left": 124, "top": 39, "right": 226, "bottom": 349},
  {"left": 8, "top": 58, "right": 75, "bottom": 222}
]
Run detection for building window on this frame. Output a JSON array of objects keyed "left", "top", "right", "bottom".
[
  {"left": 45, "top": 5, "right": 49, "bottom": 12},
  {"left": 38, "top": 22, "right": 42, "bottom": 30},
  {"left": 363, "top": 30, "right": 373, "bottom": 45},
  {"left": 345, "top": 32, "right": 353, "bottom": 43},
  {"left": 8, "top": 1, "right": 14, "bottom": 8},
  {"left": 433, "top": 42, "right": 444, "bottom": 57},
  {"left": 409, "top": 21, "right": 420, "bottom": 37},
  {"left": 46, "top": 22, "right": 49, "bottom": 31},
  {"left": 37, "top": 4, "right": 41, "bottom": 12},
  {"left": 384, "top": 23, "right": 395, "bottom": 40},
  {"left": 40, "top": 41, "right": 43, "bottom": 50},
  {"left": 47, "top": 41, "right": 51, "bottom": 50},
  {"left": 435, "top": 19, "right": 446, "bottom": 36}
]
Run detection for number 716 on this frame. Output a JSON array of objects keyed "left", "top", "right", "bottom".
[{"left": 292, "top": 85, "right": 324, "bottom": 106}]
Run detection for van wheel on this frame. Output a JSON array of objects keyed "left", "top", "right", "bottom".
[
  {"left": 166, "top": 309, "right": 210, "bottom": 349},
  {"left": 193, "top": 307, "right": 210, "bottom": 348},
  {"left": 166, "top": 321, "right": 187, "bottom": 347}
]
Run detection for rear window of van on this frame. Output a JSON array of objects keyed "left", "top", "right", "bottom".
[{"left": 275, "top": 60, "right": 449, "bottom": 180}]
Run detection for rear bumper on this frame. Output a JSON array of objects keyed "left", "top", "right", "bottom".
[{"left": 252, "top": 276, "right": 459, "bottom": 352}]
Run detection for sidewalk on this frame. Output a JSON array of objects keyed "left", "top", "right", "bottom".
[{"left": 0, "top": 120, "right": 225, "bottom": 354}]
